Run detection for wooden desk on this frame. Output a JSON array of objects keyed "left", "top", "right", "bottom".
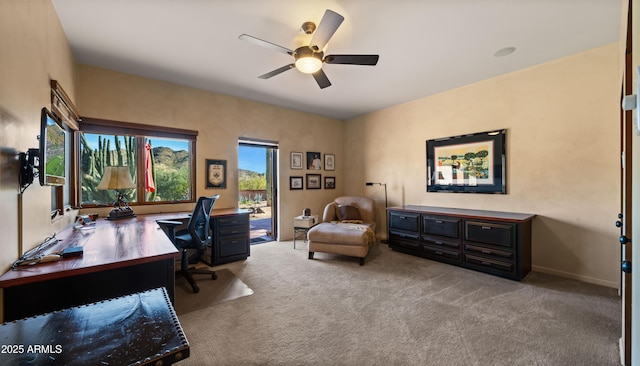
[
  {"left": 0, "top": 288, "right": 189, "bottom": 365},
  {"left": 0, "top": 213, "right": 183, "bottom": 322}
]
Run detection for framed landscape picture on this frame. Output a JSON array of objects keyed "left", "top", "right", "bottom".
[
  {"left": 306, "top": 174, "right": 321, "bottom": 189},
  {"left": 426, "top": 129, "right": 506, "bottom": 194}
]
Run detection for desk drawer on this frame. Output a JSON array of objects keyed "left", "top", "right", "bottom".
[
  {"left": 218, "top": 224, "right": 248, "bottom": 237},
  {"left": 219, "top": 236, "right": 249, "bottom": 258},
  {"left": 217, "top": 216, "right": 249, "bottom": 227}
]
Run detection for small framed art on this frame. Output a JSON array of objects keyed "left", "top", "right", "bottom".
[
  {"left": 206, "top": 159, "right": 226, "bottom": 189},
  {"left": 290, "top": 176, "right": 303, "bottom": 190},
  {"left": 324, "top": 154, "right": 335, "bottom": 171},
  {"left": 324, "top": 176, "right": 335, "bottom": 189},
  {"left": 291, "top": 152, "right": 303, "bottom": 170},
  {"left": 307, "top": 152, "right": 322, "bottom": 170},
  {"left": 306, "top": 174, "right": 321, "bottom": 189}
]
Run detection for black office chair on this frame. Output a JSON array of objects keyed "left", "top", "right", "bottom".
[{"left": 158, "top": 194, "right": 220, "bottom": 293}]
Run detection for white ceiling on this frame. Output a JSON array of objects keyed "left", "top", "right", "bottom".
[{"left": 51, "top": 0, "right": 621, "bottom": 120}]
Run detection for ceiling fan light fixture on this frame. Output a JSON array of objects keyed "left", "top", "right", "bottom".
[
  {"left": 294, "top": 46, "right": 323, "bottom": 74},
  {"left": 295, "top": 56, "right": 323, "bottom": 74}
]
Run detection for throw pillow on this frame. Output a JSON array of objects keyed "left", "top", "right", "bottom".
[{"left": 338, "top": 205, "right": 361, "bottom": 221}]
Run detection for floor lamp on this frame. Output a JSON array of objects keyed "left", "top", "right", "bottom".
[{"left": 365, "top": 182, "right": 388, "bottom": 244}]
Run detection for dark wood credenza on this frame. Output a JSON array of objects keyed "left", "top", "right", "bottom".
[{"left": 387, "top": 206, "right": 535, "bottom": 280}]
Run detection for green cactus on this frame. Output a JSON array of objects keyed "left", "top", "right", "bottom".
[{"left": 81, "top": 134, "right": 137, "bottom": 205}]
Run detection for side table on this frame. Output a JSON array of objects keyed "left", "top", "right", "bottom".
[
  {"left": 293, "top": 225, "right": 318, "bottom": 249},
  {"left": 293, "top": 215, "right": 319, "bottom": 249}
]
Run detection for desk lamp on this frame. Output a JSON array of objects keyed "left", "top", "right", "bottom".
[{"left": 98, "top": 166, "right": 136, "bottom": 220}]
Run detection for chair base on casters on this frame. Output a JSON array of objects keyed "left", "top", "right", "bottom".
[
  {"left": 178, "top": 250, "right": 217, "bottom": 293},
  {"left": 178, "top": 267, "right": 217, "bottom": 294}
]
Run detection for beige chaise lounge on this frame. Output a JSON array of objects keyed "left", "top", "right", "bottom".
[{"left": 307, "top": 196, "right": 376, "bottom": 265}]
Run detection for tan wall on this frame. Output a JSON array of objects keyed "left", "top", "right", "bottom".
[
  {"left": 77, "top": 65, "right": 345, "bottom": 240},
  {"left": 0, "top": 0, "right": 79, "bottom": 272},
  {"left": 345, "top": 44, "right": 621, "bottom": 287},
  {"left": 0, "top": 1, "right": 622, "bottom": 291}
]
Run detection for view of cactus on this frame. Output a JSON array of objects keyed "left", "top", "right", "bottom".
[
  {"left": 80, "top": 134, "right": 137, "bottom": 205},
  {"left": 81, "top": 133, "right": 190, "bottom": 205}
]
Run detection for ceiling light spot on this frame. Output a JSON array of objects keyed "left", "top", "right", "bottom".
[{"left": 493, "top": 46, "right": 516, "bottom": 57}]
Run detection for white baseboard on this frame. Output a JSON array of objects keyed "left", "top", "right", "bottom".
[{"left": 531, "top": 265, "right": 619, "bottom": 289}]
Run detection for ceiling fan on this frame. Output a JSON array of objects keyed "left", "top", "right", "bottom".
[{"left": 239, "top": 9, "right": 379, "bottom": 89}]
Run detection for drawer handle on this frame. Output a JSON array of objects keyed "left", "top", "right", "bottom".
[
  {"left": 435, "top": 251, "right": 443, "bottom": 255},
  {"left": 481, "top": 226, "right": 492, "bottom": 230},
  {"left": 481, "top": 261, "right": 491, "bottom": 266},
  {"left": 435, "top": 220, "right": 444, "bottom": 224},
  {"left": 399, "top": 216, "right": 407, "bottom": 219},
  {"left": 481, "top": 249, "right": 492, "bottom": 254},
  {"left": 434, "top": 241, "right": 443, "bottom": 245}
]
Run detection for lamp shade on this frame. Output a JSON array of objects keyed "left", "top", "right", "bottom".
[{"left": 97, "top": 166, "right": 136, "bottom": 190}]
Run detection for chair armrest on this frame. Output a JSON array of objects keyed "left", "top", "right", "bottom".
[{"left": 156, "top": 220, "right": 183, "bottom": 227}]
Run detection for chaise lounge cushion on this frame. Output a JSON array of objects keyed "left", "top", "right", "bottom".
[{"left": 307, "top": 196, "right": 377, "bottom": 265}]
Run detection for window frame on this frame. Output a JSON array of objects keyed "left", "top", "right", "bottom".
[{"left": 78, "top": 117, "right": 198, "bottom": 207}]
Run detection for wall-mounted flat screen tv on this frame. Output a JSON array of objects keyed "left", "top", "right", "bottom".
[
  {"left": 39, "top": 107, "right": 67, "bottom": 186},
  {"left": 426, "top": 129, "right": 506, "bottom": 194}
]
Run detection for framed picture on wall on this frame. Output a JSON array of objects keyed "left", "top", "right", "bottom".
[
  {"left": 307, "top": 152, "right": 322, "bottom": 170},
  {"left": 306, "top": 174, "right": 321, "bottom": 189},
  {"left": 324, "top": 154, "right": 335, "bottom": 171},
  {"left": 324, "top": 176, "right": 335, "bottom": 189},
  {"left": 206, "top": 159, "right": 227, "bottom": 189},
  {"left": 426, "top": 129, "right": 506, "bottom": 194},
  {"left": 290, "top": 176, "right": 303, "bottom": 190},
  {"left": 291, "top": 152, "right": 303, "bottom": 169}
]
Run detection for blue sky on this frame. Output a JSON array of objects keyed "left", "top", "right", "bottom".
[
  {"left": 83, "top": 134, "right": 188, "bottom": 151},
  {"left": 84, "top": 133, "right": 267, "bottom": 174},
  {"left": 238, "top": 145, "right": 266, "bottom": 174}
]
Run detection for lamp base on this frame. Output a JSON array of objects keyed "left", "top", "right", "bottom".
[{"left": 106, "top": 207, "right": 136, "bottom": 220}]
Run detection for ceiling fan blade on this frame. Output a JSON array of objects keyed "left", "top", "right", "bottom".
[
  {"left": 312, "top": 69, "right": 331, "bottom": 89},
  {"left": 324, "top": 54, "right": 379, "bottom": 65},
  {"left": 239, "top": 34, "right": 293, "bottom": 55},
  {"left": 309, "top": 10, "right": 344, "bottom": 50},
  {"left": 258, "top": 64, "right": 295, "bottom": 79}
]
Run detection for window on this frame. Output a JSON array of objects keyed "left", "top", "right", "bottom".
[{"left": 79, "top": 118, "right": 197, "bottom": 207}]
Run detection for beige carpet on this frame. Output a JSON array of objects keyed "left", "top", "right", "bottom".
[
  {"left": 176, "top": 241, "right": 621, "bottom": 366},
  {"left": 174, "top": 268, "right": 253, "bottom": 316}
]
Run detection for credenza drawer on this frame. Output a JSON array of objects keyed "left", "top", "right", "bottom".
[
  {"left": 389, "top": 211, "right": 420, "bottom": 232},
  {"left": 465, "top": 221, "right": 514, "bottom": 248},
  {"left": 422, "top": 235, "right": 460, "bottom": 249},
  {"left": 422, "top": 244, "right": 461, "bottom": 262},
  {"left": 423, "top": 215, "right": 460, "bottom": 239},
  {"left": 464, "top": 244, "right": 513, "bottom": 260},
  {"left": 464, "top": 254, "right": 514, "bottom": 273}
]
